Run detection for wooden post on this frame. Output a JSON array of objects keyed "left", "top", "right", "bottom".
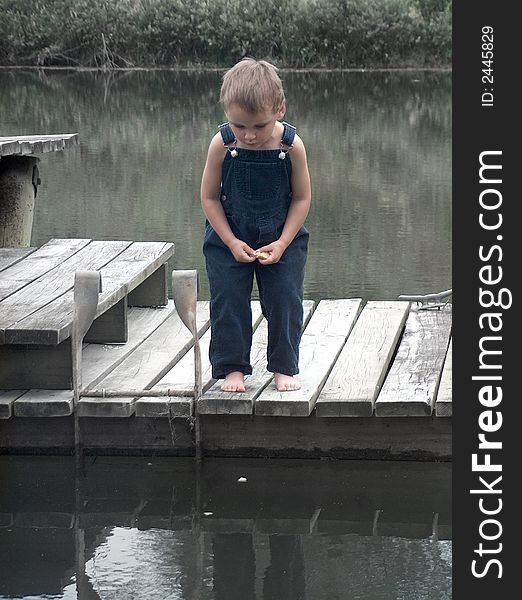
[
  {"left": 0, "top": 156, "right": 40, "bottom": 247},
  {"left": 72, "top": 271, "right": 102, "bottom": 457},
  {"left": 171, "top": 270, "right": 202, "bottom": 460}
]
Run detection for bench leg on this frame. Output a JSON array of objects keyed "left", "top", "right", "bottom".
[
  {"left": 128, "top": 263, "right": 168, "bottom": 307},
  {"left": 0, "top": 339, "right": 73, "bottom": 389},
  {"left": 84, "top": 297, "right": 128, "bottom": 344}
]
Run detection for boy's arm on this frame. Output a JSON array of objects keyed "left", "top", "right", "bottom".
[
  {"left": 201, "top": 133, "right": 256, "bottom": 262},
  {"left": 257, "top": 134, "right": 311, "bottom": 264}
]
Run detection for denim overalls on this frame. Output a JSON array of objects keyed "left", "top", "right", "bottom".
[{"left": 203, "top": 122, "right": 309, "bottom": 379}]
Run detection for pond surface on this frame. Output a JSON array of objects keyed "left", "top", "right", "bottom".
[
  {"left": 0, "top": 69, "right": 451, "bottom": 301},
  {"left": 0, "top": 456, "right": 451, "bottom": 600},
  {"left": 0, "top": 69, "right": 452, "bottom": 598}
]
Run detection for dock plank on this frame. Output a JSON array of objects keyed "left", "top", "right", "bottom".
[
  {"left": 198, "top": 301, "right": 316, "bottom": 416},
  {"left": 435, "top": 338, "right": 452, "bottom": 417},
  {"left": 82, "top": 302, "right": 178, "bottom": 390},
  {"left": 0, "top": 390, "right": 28, "bottom": 419},
  {"left": 0, "top": 238, "right": 91, "bottom": 301},
  {"left": 6, "top": 241, "right": 174, "bottom": 345},
  {"left": 0, "top": 247, "right": 37, "bottom": 272},
  {"left": 76, "top": 302, "right": 210, "bottom": 417},
  {"left": 255, "top": 299, "right": 362, "bottom": 416},
  {"left": 135, "top": 302, "right": 265, "bottom": 418},
  {"left": 1, "top": 240, "right": 132, "bottom": 344},
  {"left": 375, "top": 309, "right": 452, "bottom": 416},
  {"left": 316, "top": 301, "right": 409, "bottom": 417},
  {"left": 13, "top": 390, "right": 74, "bottom": 418}
]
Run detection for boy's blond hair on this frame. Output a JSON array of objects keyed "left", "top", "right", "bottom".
[{"left": 220, "top": 57, "right": 285, "bottom": 114}]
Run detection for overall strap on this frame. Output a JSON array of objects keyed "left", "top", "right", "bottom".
[
  {"left": 218, "top": 122, "right": 236, "bottom": 145},
  {"left": 281, "top": 122, "right": 296, "bottom": 147}
]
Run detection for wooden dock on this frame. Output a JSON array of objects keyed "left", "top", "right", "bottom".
[{"left": 0, "top": 240, "right": 452, "bottom": 460}]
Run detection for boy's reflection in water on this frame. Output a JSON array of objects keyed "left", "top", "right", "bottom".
[
  {"left": 263, "top": 535, "right": 306, "bottom": 600},
  {"left": 213, "top": 533, "right": 255, "bottom": 600},
  {"left": 212, "top": 532, "right": 305, "bottom": 600}
]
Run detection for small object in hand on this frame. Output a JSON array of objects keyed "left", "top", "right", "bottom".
[{"left": 255, "top": 251, "right": 270, "bottom": 260}]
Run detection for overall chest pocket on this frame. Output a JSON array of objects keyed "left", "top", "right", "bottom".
[{"left": 232, "top": 161, "right": 283, "bottom": 215}]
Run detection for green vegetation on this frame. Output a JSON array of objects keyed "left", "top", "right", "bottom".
[{"left": 0, "top": 0, "right": 451, "bottom": 68}]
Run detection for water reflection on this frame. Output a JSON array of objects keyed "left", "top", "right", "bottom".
[
  {"left": 0, "top": 69, "right": 451, "bottom": 302},
  {"left": 0, "top": 456, "right": 451, "bottom": 599}
]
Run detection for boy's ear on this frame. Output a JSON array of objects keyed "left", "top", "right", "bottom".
[{"left": 278, "top": 101, "right": 286, "bottom": 119}]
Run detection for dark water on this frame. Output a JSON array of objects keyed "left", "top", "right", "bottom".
[
  {"left": 0, "top": 456, "right": 451, "bottom": 600},
  {"left": 0, "top": 69, "right": 451, "bottom": 301},
  {"left": 0, "top": 70, "right": 452, "bottom": 598}
]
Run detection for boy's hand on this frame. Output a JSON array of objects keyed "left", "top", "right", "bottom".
[
  {"left": 228, "top": 239, "right": 256, "bottom": 263},
  {"left": 255, "top": 240, "right": 288, "bottom": 265}
]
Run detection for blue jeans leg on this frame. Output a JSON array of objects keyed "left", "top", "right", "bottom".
[
  {"left": 255, "top": 230, "right": 308, "bottom": 376},
  {"left": 204, "top": 231, "right": 255, "bottom": 379}
]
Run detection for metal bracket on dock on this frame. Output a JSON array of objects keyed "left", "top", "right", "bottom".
[{"left": 398, "top": 288, "right": 452, "bottom": 311}]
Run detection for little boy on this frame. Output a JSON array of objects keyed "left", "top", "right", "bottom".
[{"left": 201, "top": 58, "right": 311, "bottom": 392}]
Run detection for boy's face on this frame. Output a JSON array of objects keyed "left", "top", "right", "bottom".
[{"left": 226, "top": 103, "right": 285, "bottom": 149}]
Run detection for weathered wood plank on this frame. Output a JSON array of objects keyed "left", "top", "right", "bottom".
[
  {"left": 198, "top": 301, "right": 316, "bottom": 416},
  {"left": 0, "top": 390, "right": 28, "bottom": 419},
  {"left": 0, "top": 247, "right": 37, "bottom": 272},
  {"left": 5, "top": 241, "right": 174, "bottom": 345},
  {"left": 375, "top": 309, "right": 452, "bottom": 416},
  {"left": 136, "top": 302, "right": 264, "bottom": 418},
  {"left": 13, "top": 389, "right": 73, "bottom": 417},
  {"left": 76, "top": 302, "right": 210, "bottom": 417},
  {"left": 435, "top": 338, "right": 452, "bottom": 417},
  {"left": 0, "top": 134, "right": 79, "bottom": 157},
  {"left": 81, "top": 302, "right": 177, "bottom": 389},
  {"left": 254, "top": 299, "right": 362, "bottom": 416},
  {"left": 316, "top": 301, "right": 410, "bottom": 417},
  {"left": 1, "top": 240, "right": 132, "bottom": 344},
  {"left": 0, "top": 238, "right": 91, "bottom": 302}
]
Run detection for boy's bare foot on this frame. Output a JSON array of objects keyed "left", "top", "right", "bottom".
[
  {"left": 274, "top": 373, "right": 301, "bottom": 391},
  {"left": 221, "top": 371, "right": 246, "bottom": 392}
]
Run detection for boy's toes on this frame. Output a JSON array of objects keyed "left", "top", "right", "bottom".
[
  {"left": 221, "top": 372, "right": 245, "bottom": 392},
  {"left": 274, "top": 373, "right": 301, "bottom": 392}
]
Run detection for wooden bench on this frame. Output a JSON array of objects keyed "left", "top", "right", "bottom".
[{"left": 0, "top": 238, "right": 175, "bottom": 389}]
